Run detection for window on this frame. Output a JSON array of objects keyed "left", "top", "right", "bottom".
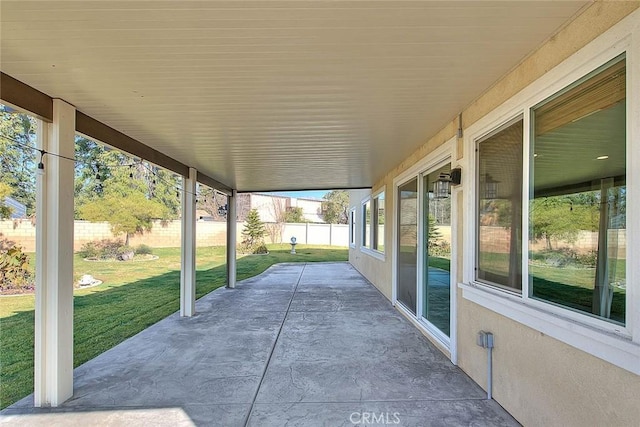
[
  {"left": 530, "top": 55, "right": 626, "bottom": 325},
  {"left": 361, "top": 191, "right": 385, "bottom": 255},
  {"left": 462, "top": 19, "right": 639, "bottom": 373},
  {"left": 373, "top": 192, "right": 385, "bottom": 252},
  {"left": 362, "top": 200, "right": 371, "bottom": 249},
  {"left": 349, "top": 208, "right": 356, "bottom": 247},
  {"left": 476, "top": 118, "right": 523, "bottom": 292}
]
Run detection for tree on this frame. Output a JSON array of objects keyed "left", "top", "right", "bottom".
[
  {"left": 79, "top": 192, "right": 165, "bottom": 246},
  {"left": 427, "top": 214, "right": 442, "bottom": 243},
  {"left": 321, "top": 190, "right": 349, "bottom": 224},
  {"left": 530, "top": 195, "right": 599, "bottom": 250},
  {"left": 265, "top": 197, "right": 287, "bottom": 243},
  {"left": 197, "top": 187, "right": 228, "bottom": 221},
  {"left": 240, "top": 209, "right": 268, "bottom": 254},
  {"left": 0, "top": 182, "right": 13, "bottom": 219},
  {"left": 242, "top": 209, "right": 266, "bottom": 246},
  {"left": 0, "top": 105, "right": 37, "bottom": 215},
  {"left": 284, "top": 207, "right": 306, "bottom": 223},
  {"left": 74, "top": 136, "right": 182, "bottom": 220}
]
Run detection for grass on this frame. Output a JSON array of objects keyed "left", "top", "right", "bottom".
[
  {"left": 428, "top": 256, "right": 450, "bottom": 271},
  {"left": 0, "top": 244, "right": 347, "bottom": 409},
  {"left": 479, "top": 251, "right": 626, "bottom": 323}
]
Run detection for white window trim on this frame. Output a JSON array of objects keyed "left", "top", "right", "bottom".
[
  {"left": 371, "top": 188, "right": 386, "bottom": 255},
  {"left": 360, "top": 196, "right": 372, "bottom": 251},
  {"left": 460, "top": 10, "right": 640, "bottom": 374},
  {"left": 349, "top": 207, "right": 356, "bottom": 248},
  {"left": 360, "top": 189, "right": 386, "bottom": 260}
]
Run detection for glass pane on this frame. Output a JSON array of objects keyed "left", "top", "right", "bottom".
[
  {"left": 530, "top": 56, "right": 626, "bottom": 325},
  {"left": 424, "top": 165, "right": 451, "bottom": 336},
  {"left": 350, "top": 210, "right": 356, "bottom": 245},
  {"left": 477, "top": 119, "right": 523, "bottom": 291},
  {"left": 397, "top": 178, "right": 418, "bottom": 314},
  {"left": 374, "top": 193, "right": 385, "bottom": 251},
  {"left": 363, "top": 201, "right": 371, "bottom": 248}
]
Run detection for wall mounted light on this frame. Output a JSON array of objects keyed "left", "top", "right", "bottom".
[
  {"left": 483, "top": 174, "right": 499, "bottom": 199},
  {"left": 432, "top": 167, "right": 462, "bottom": 199},
  {"left": 433, "top": 173, "right": 451, "bottom": 199}
]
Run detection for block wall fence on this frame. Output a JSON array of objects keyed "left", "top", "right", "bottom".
[{"left": 0, "top": 219, "right": 350, "bottom": 252}]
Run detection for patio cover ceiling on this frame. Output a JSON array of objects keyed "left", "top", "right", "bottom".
[{"left": 0, "top": 1, "right": 588, "bottom": 192}]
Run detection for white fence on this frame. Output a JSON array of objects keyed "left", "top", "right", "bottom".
[{"left": 0, "top": 219, "right": 349, "bottom": 252}]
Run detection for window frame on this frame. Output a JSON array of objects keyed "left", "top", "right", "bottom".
[
  {"left": 360, "top": 189, "right": 386, "bottom": 260},
  {"left": 372, "top": 190, "right": 385, "bottom": 253},
  {"left": 460, "top": 20, "right": 640, "bottom": 375},
  {"left": 349, "top": 208, "right": 356, "bottom": 248},
  {"left": 361, "top": 198, "right": 371, "bottom": 250},
  {"left": 474, "top": 115, "right": 524, "bottom": 295}
]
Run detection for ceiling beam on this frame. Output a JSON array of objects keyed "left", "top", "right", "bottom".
[
  {"left": 238, "top": 186, "right": 370, "bottom": 194},
  {"left": 1, "top": 72, "right": 53, "bottom": 121},
  {"left": 1, "top": 72, "right": 232, "bottom": 194},
  {"left": 196, "top": 172, "right": 232, "bottom": 196},
  {"left": 76, "top": 111, "right": 188, "bottom": 177}
]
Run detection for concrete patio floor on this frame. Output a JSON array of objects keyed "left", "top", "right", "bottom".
[{"left": 1, "top": 262, "right": 519, "bottom": 426}]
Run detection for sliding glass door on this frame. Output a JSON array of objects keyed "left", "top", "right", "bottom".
[{"left": 396, "top": 161, "right": 453, "bottom": 341}]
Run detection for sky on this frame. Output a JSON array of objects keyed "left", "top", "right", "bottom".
[{"left": 265, "top": 190, "right": 329, "bottom": 200}]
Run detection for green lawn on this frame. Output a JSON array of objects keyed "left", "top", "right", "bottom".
[
  {"left": 479, "top": 251, "right": 626, "bottom": 323},
  {"left": 0, "top": 244, "right": 347, "bottom": 409},
  {"left": 428, "top": 256, "right": 450, "bottom": 271}
]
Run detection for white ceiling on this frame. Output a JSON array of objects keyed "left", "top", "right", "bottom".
[{"left": 0, "top": 1, "right": 588, "bottom": 192}]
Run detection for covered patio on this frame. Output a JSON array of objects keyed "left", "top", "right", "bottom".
[{"left": 1, "top": 263, "right": 516, "bottom": 426}]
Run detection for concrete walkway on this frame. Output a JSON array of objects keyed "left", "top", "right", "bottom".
[{"left": 1, "top": 262, "right": 518, "bottom": 426}]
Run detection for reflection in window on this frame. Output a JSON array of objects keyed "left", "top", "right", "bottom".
[
  {"left": 398, "top": 179, "right": 418, "bottom": 314},
  {"left": 476, "top": 118, "right": 523, "bottom": 292},
  {"left": 349, "top": 209, "right": 356, "bottom": 247},
  {"left": 530, "top": 56, "right": 626, "bottom": 325},
  {"left": 373, "top": 192, "right": 385, "bottom": 252},
  {"left": 362, "top": 200, "right": 371, "bottom": 249},
  {"left": 424, "top": 165, "right": 452, "bottom": 336}
]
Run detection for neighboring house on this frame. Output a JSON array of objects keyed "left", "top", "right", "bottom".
[
  {"left": 238, "top": 193, "right": 324, "bottom": 223},
  {"left": 3, "top": 197, "right": 26, "bottom": 219}
]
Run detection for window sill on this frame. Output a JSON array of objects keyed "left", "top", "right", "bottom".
[
  {"left": 360, "top": 247, "right": 385, "bottom": 261},
  {"left": 459, "top": 281, "right": 640, "bottom": 375}
]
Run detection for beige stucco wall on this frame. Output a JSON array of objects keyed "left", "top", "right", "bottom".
[
  {"left": 349, "top": 2, "right": 640, "bottom": 426},
  {"left": 349, "top": 188, "right": 395, "bottom": 300},
  {"left": 458, "top": 294, "right": 640, "bottom": 426}
]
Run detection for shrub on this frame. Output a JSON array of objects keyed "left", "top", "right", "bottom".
[
  {"left": 78, "top": 241, "right": 100, "bottom": 259},
  {"left": 0, "top": 246, "right": 34, "bottom": 293},
  {"left": 117, "top": 245, "right": 134, "bottom": 256},
  {"left": 429, "top": 240, "right": 451, "bottom": 258},
  {"left": 576, "top": 250, "right": 597, "bottom": 268},
  {"left": 238, "top": 241, "right": 269, "bottom": 255},
  {"left": 135, "top": 244, "right": 153, "bottom": 255},
  {"left": 78, "top": 239, "right": 126, "bottom": 260}
]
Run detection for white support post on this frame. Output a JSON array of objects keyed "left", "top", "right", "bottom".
[
  {"left": 226, "top": 190, "right": 237, "bottom": 288},
  {"left": 180, "top": 168, "right": 197, "bottom": 317},
  {"left": 34, "top": 99, "right": 75, "bottom": 407}
]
